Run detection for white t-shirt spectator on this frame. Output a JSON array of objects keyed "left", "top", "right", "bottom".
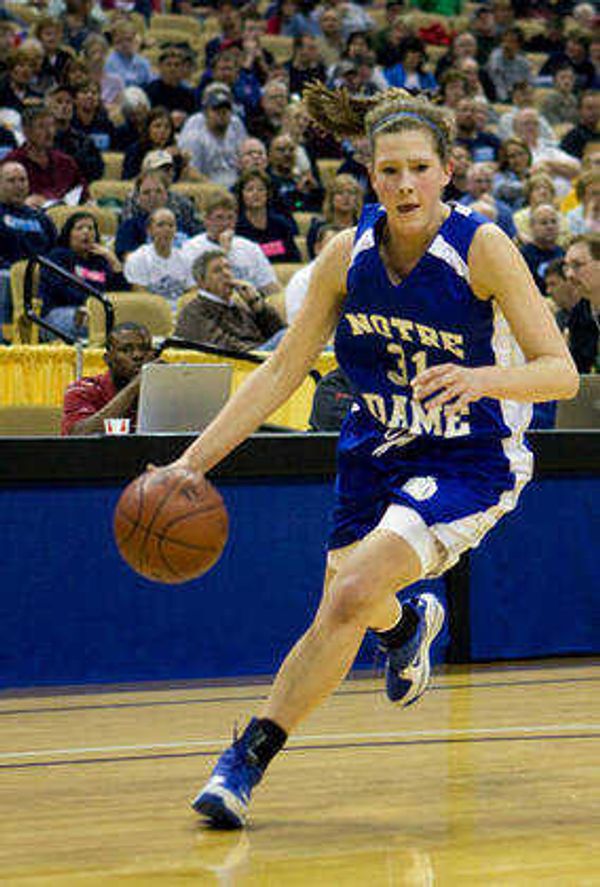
[
  {"left": 285, "top": 259, "right": 315, "bottom": 324},
  {"left": 181, "top": 233, "right": 278, "bottom": 293},
  {"left": 124, "top": 243, "right": 195, "bottom": 314}
]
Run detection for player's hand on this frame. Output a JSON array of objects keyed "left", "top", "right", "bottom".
[{"left": 412, "top": 364, "right": 488, "bottom": 415}]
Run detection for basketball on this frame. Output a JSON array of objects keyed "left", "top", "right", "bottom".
[{"left": 113, "top": 466, "right": 229, "bottom": 584}]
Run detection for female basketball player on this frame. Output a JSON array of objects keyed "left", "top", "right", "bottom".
[{"left": 168, "top": 85, "right": 578, "bottom": 829}]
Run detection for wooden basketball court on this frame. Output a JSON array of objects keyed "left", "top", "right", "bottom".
[{"left": 1, "top": 659, "right": 598, "bottom": 885}]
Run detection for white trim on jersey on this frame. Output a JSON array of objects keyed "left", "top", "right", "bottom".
[{"left": 428, "top": 234, "right": 470, "bottom": 281}]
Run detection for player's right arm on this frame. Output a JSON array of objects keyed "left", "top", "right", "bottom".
[{"left": 173, "top": 228, "right": 355, "bottom": 475}]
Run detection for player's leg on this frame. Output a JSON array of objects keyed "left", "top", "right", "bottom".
[{"left": 192, "top": 527, "right": 423, "bottom": 828}]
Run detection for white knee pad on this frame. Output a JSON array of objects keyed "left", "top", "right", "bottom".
[{"left": 376, "top": 504, "right": 441, "bottom": 576}]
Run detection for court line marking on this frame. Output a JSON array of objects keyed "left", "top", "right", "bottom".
[
  {"left": 1, "top": 723, "right": 598, "bottom": 761},
  {"left": 1, "top": 674, "right": 598, "bottom": 717},
  {"left": 1, "top": 733, "right": 598, "bottom": 771}
]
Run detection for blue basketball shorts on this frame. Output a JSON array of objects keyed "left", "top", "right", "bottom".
[{"left": 328, "top": 420, "right": 533, "bottom": 579}]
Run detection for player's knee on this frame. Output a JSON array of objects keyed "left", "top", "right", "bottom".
[{"left": 324, "top": 571, "right": 375, "bottom": 627}]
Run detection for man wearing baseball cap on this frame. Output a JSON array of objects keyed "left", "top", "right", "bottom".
[{"left": 178, "top": 83, "right": 247, "bottom": 188}]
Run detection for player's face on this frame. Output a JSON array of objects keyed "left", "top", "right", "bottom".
[{"left": 370, "top": 129, "right": 450, "bottom": 233}]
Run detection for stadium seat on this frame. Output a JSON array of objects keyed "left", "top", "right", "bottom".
[
  {"left": 86, "top": 291, "right": 174, "bottom": 346},
  {"left": 294, "top": 235, "right": 308, "bottom": 262},
  {"left": 149, "top": 13, "right": 203, "bottom": 38},
  {"left": 292, "top": 212, "right": 313, "bottom": 236},
  {"left": 274, "top": 263, "right": 303, "bottom": 287},
  {"left": 316, "top": 158, "right": 340, "bottom": 187},
  {"left": 171, "top": 181, "right": 224, "bottom": 212},
  {"left": 102, "top": 152, "right": 124, "bottom": 179},
  {"left": 0, "top": 405, "right": 63, "bottom": 436},
  {"left": 47, "top": 205, "right": 118, "bottom": 239},
  {"left": 90, "top": 180, "right": 134, "bottom": 206},
  {"left": 9, "top": 260, "right": 41, "bottom": 345},
  {"left": 261, "top": 35, "right": 293, "bottom": 63}
]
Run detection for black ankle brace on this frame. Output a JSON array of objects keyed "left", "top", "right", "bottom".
[
  {"left": 374, "top": 603, "right": 419, "bottom": 649},
  {"left": 241, "top": 718, "right": 288, "bottom": 771}
]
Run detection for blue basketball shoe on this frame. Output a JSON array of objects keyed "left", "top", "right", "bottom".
[
  {"left": 385, "top": 593, "right": 445, "bottom": 706},
  {"left": 192, "top": 720, "right": 265, "bottom": 829}
]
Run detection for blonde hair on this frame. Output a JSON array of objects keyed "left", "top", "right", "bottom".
[
  {"left": 323, "top": 173, "right": 363, "bottom": 222},
  {"left": 303, "top": 83, "right": 455, "bottom": 162}
]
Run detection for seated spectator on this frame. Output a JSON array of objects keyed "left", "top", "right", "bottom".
[
  {"left": 267, "top": 132, "right": 324, "bottom": 214},
  {"left": 47, "top": 83, "right": 104, "bottom": 183},
  {"left": 61, "top": 0, "right": 102, "bottom": 54},
  {"left": 178, "top": 83, "right": 247, "bottom": 189},
  {"left": 113, "top": 85, "right": 150, "bottom": 151},
  {"left": 81, "top": 32, "right": 124, "bottom": 111},
  {"left": 119, "top": 160, "right": 201, "bottom": 237},
  {"left": 267, "top": 0, "right": 321, "bottom": 39},
  {"left": 204, "top": 0, "right": 243, "bottom": 69},
  {"left": 306, "top": 173, "right": 362, "bottom": 258},
  {"left": 336, "top": 135, "right": 376, "bottom": 202},
  {"left": 559, "top": 241, "right": 599, "bottom": 372},
  {"left": 486, "top": 27, "right": 530, "bottom": 104},
  {"left": 513, "top": 172, "right": 570, "bottom": 246},
  {"left": 71, "top": 79, "right": 116, "bottom": 152},
  {"left": 456, "top": 56, "right": 495, "bottom": 103},
  {"left": 246, "top": 79, "right": 290, "bottom": 146},
  {"left": 0, "top": 121, "right": 18, "bottom": 162},
  {"left": 0, "top": 21, "right": 17, "bottom": 78},
  {"left": 383, "top": 37, "right": 436, "bottom": 92},
  {"left": 124, "top": 207, "right": 194, "bottom": 314},
  {"left": 312, "top": 0, "right": 373, "bottom": 45},
  {"left": 280, "top": 102, "right": 321, "bottom": 185},
  {"left": 520, "top": 204, "right": 564, "bottom": 294},
  {"left": 196, "top": 47, "right": 261, "bottom": 121},
  {"left": 560, "top": 92, "right": 600, "bottom": 161},
  {"left": 5, "top": 105, "right": 89, "bottom": 207},
  {"left": 116, "top": 168, "right": 199, "bottom": 260},
  {"left": 438, "top": 69, "right": 470, "bottom": 111},
  {"left": 174, "top": 249, "right": 284, "bottom": 352},
  {"left": 235, "top": 169, "right": 300, "bottom": 263},
  {"left": 182, "top": 189, "right": 279, "bottom": 296},
  {"left": 33, "top": 17, "right": 72, "bottom": 92},
  {"left": 285, "top": 223, "right": 340, "bottom": 324},
  {"left": 373, "top": 8, "right": 413, "bottom": 70},
  {"left": 435, "top": 31, "right": 478, "bottom": 82},
  {"left": 564, "top": 233, "right": 600, "bottom": 318},
  {"left": 239, "top": 13, "right": 274, "bottom": 87},
  {"left": 62, "top": 321, "right": 156, "bottom": 435},
  {"left": 144, "top": 47, "right": 196, "bottom": 121},
  {"left": 566, "top": 170, "right": 600, "bottom": 235},
  {"left": 39, "top": 210, "right": 124, "bottom": 339},
  {"left": 472, "top": 6, "right": 499, "bottom": 68},
  {"left": 0, "top": 160, "right": 55, "bottom": 266},
  {"left": 513, "top": 108, "right": 581, "bottom": 199},
  {"left": 443, "top": 143, "right": 471, "bottom": 202},
  {"left": 0, "top": 159, "right": 56, "bottom": 332},
  {"left": 493, "top": 137, "right": 532, "bottom": 210},
  {"left": 316, "top": 7, "right": 345, "bottom": 68},
  {"left": 123, "top": 106, "right": 195, "bottom": 181},
  {"left": 524, "top": 14, "right": 565, "bottom": 56},
  {"left": 459, "top": 162, "right": 516, "bottom": 238},
  {"left": 0, "top": 48, "right": 40, "bottom": 113},
  {"left": 19, "top": 37, "right": 48, "bottom": 97},
  {"left": 237, "top": 136, "right": 268, "bottom": 174},
  {"left": 496, "top": 82, "right": 555, "bottom": 146},
  {"left": 539, "top": 31, "right": 595, "bottom": 92},
  {"left": 104, "top": 18, "right": 153, "bottom": 89},
  {"left": 454, "top": 96, "right": 501, "bottom": 163},
  {"left": 540, "top": 66, "right": 579, "bottom": 129},
  {"left": 285, "top": 34, "right": 327, "bottom": 98}
]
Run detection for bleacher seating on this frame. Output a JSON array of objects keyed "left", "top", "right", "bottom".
[{"left": 86, "top": 291, "right": 175, "bottom": 346}]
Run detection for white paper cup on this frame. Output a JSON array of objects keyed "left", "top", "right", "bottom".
[{"left": 104, "top": 418, "right": 131, "bottom": 435}]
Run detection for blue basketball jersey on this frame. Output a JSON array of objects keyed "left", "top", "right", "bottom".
[{"left": 334, "top": 202, "right": 533, "bottom": 446}]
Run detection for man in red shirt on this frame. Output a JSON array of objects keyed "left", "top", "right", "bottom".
[
  {"left": 5, "top": 105, "right": 89, "bottom": 207},
  {"left": 61, "top": 322, "right": 156, "bottom": 435}
]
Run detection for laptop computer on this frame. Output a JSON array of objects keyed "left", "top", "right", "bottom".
[
  {"left": 555, "top": 374, "right": 600, "bottom": 430},
  {"left": 136, "top": 362, "right": 232, "bottom": 434}
]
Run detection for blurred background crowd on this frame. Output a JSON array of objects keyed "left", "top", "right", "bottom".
[{"left": 0, "top": 0, "right": 597, "bottom": 425}]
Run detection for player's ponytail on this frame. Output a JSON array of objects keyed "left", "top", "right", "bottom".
[{"left": 303, "top": 82, "right": 455, "bottom": 163}]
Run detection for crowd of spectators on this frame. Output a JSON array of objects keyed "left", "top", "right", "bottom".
[{"left": 0, "top": 0, "right": 598, "bottom": 430}]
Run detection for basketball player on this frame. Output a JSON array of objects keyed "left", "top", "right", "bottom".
[{"left": 167, "top": 86, "right": 578, "bottom": 828}]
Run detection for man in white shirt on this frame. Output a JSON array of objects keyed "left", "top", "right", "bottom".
[
  {"left": 124, "top": 208, "right": 195, "bottom": 315},
  {"left": 177, "top": 83, "right": 247, "bottom": 189},
  {"left": 182, "top": 190, "right": 279, "bottom": 296}
]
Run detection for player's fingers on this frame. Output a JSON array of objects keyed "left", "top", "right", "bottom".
[
  {"left": 422, "top": 384, "right": 460, "bottom": 412},
  {"left": 413, "top": 370, "right": 456, "bottom": 400}
]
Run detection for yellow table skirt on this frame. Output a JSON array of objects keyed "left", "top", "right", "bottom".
[{"left": 0, "top": 346, "right": 338, "bottom": 431}]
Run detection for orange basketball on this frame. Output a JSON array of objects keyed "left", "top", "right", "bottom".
[{"left": 114, "top": 467, "right": 229, "bottom": 584}]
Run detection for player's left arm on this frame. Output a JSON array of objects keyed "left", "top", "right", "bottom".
[{"left": 412, "top": 223, "right": 579, "bottom": 414}]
